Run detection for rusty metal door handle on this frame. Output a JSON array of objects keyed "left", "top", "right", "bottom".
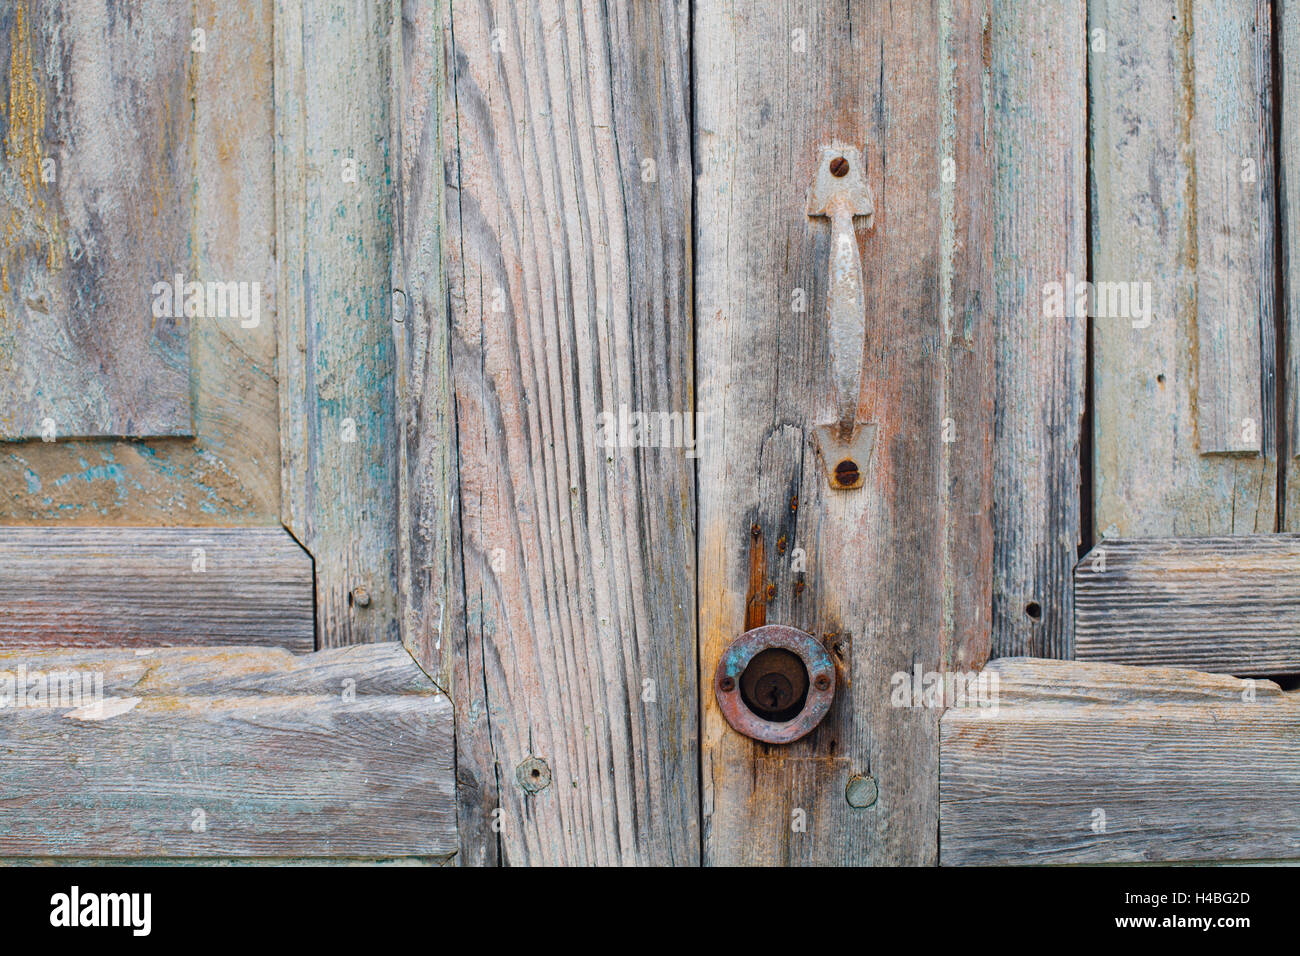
[{"left": 808, "top": 145, "right": 877, "bottom": 490}]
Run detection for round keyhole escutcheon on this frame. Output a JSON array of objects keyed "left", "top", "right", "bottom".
[{"left": 715, "top": 624, "right": 836, "bottom": 744}]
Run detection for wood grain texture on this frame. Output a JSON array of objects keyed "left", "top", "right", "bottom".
[
  {"left": 696, "top": 0, "right": 993, "bottom": 865},
  {"left": 0, "top": 0, "right": 280, "bottom": 526},
  {"left": 991, "top": 0, "right": 1086, "bottom": 659},
  {"left": 1075, "top": 535, "right": 1300, "bottom": 675},
  {"left": 940, "top": 657, "right": 1300, "bottom": 865},
  {"left": 0, "top": 0, "right": 193, "bottom": 439},
  {"left": 1091, "top": 0, "right": 1276, "bottom": 537},
  {"left": 0, "top": 643, "right": 455, "bottom": 858},
  {"left": 444, "top": 0, "right": 697, "bottom": 865},
  {"left": 0, "top": 526, "right": 313, "bottom": 652},
  {"left": 1283, "top": 0, "right": 1300, "bottom": 524},
  {"left": 276, "top": 0, "right": 401, "bottom": 647},
  {"left": 391, "top": 0, "right": 452, "bottom": 687},
  {"left": 1190, "top": 0, "right": 1274, "bottom": 455}
]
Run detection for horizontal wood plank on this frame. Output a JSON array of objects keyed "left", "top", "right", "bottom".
[
  {"left": 1075, "top": 535, "right": 1300, "bottom": 674},
  {"left": 0, "top": 643, "right": 455, "bottom": 858},
  {"left": 0, "top": 527, "right": 314, "bottom": 652},
  {"left": 940, "top": 657, "right": 1300, "bottom": 865}
]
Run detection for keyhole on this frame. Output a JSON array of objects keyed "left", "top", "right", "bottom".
[{"left": 739, "top": 648, "right": 809, "bottom": 722}]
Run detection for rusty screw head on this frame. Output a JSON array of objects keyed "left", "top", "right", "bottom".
[
  {"left": 834, "top": 458, "right": 860, "bottom": 487},
  {"left": 829, "top": 156, "right": 850, "bottom": 177},
  {"left": 765, "top": 583, "right": 777, "bottom": 601},
  {"left": 719, "top": 676, "right": 736, "bottom": 692},
  {"left": 517, "top": 756, "right": 552, "bottom": 794},
  {"left": 351, "top": 586, "right": 372, "bottom": 608},
  {"left": 813, "top": 672, "right": 832, "bottom": 692},
  {"left": 750, "top": 522, "right": 761, "bottom": 538}
]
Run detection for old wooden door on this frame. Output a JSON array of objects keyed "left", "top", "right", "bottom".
[
  {"left": 12, "top": 0, "right": 1298, "bottom": 868},
  {"left": 430, "top": 0, "right": 992, "bottom": 866}
]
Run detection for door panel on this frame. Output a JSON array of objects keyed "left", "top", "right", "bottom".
[
  {"left": 0, "top": 0, "right": 195, "bottom": 440},
  {"left": 0, "top": 0, "right": 279, "bottom": 525},
  {"left": 1090, "top": 0, "right": 1277, "bottom": 538}
]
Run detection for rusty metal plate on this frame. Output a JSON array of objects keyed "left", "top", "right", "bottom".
[{"left": 715, "top": 624, "right": 836, "bottom": 744}]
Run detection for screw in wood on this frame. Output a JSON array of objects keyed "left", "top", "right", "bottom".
[
  {"left": 834, "top": 458, "right": 860, "bottom": 486},
  {"left": 350, "top": 586, "right": 372, "bottom": 608},
  {"left": 516, "top": 756, "right": 552, "bottom": 794},
  {"left": 845, "top": 773, "right": 878, "bottom": 809}
]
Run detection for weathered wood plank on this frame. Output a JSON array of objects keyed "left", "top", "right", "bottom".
[
  {"left": 391, "top": 0, "right": 452, "bottom": 687},
  {"left": 697, "top": 0, "right": 993, "bottom": 865},
  {"left": 0, "top": 0, "right": 280, "bottom": 525},
  {"left": 1075, "top": 535, "right": 1300, "bottom": 675},
  {"left": 1191, "top": 0, "right": 1273, "bottom": 455},
  {"left": 443, "top": 0, "right": 697, "bottom": 865},
  {"left": 275, "top": 0, "right": 401, "bottom": 646},
  {"left": 0, "top": 527, "right": 313, "bottom": 652},
  {"left": 0, "top": 0, "right": 193, "bottom": 439},
  {"left": 940, "top": 657, "right": 1300, "bottom": 865},
  {"left": 991, "top": 0, "right": 1086, "bottom": 658},
  {"left": 0, "top": 643, "right": 455, "bottom": 858},
  {"left": 1090, "top": 0, "right": 1277, "bottom": 536},
  {"left": 1282, "top": 0, "right": 1300, "bottom": 524}
]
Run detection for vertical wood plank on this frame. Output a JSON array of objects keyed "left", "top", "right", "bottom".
[
  {"left": 276, "top": 0, "right": 400, "bottom": 646},
  {"left": 392, "top": 0, "right": 452, "bottom": 685},
  {"left": 1281, "top": 0, "right": 1300, "bottom": 524},
  {"left": 696, "top": 0, "right": 993, "bottom": 865},
  {"left": 1091, "top": 0, "right": 1276, "bottom": 537},
  {"left": 443, "top": 0, "right": 697, "bottom": 865},
  {"left": 1192, "top": 0, "right": 1272, "bottom": 455},
  {"left": 991, "top": 0, "right": 1087, "bottom": 658},
  {"left": 0, "top": 0, "right": 280, "bottom": 525},
  {"left": 0, "top": 0, "right": 194, "bottom": 439}
]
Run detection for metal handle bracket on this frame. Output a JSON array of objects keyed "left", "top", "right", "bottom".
[{"left": 807, "top": 144, "right": 876, "bottom": 490}]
